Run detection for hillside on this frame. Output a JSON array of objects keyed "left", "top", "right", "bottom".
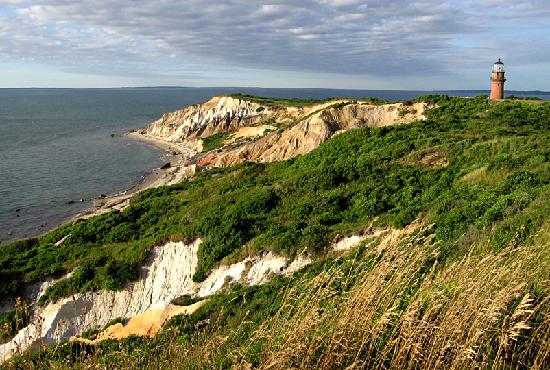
[
  {"left": 1, "top": 95, "right": 550, "bottom": 369},
  {"left": 141, "top": 94, "right": 428, "bottom": 167}
]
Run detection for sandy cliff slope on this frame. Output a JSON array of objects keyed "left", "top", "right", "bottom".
[
  {"left": 145, "top": 96, "right": 340, "bottom": 141},
  {"left": 208, "top": 101, "right": 428, "bottom": 166},
  {"left": 143, "top": 96, "right": 428, "bottom": 168}
]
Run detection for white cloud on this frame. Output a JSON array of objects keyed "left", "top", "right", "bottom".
[
  {"left": 0, "top": 0, "right": 548, "bottom": 87},
  {"left": 319, "top": 0, "right": 364, "bottom": 7}
]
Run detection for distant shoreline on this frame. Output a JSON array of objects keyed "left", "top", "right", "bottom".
[{"left": 0, "top": 87, "right": 548, "bottom": 96}]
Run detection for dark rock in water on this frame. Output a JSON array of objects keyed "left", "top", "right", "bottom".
[
  {"left": 16, "top": 214, "right": 20, "bottom": 217},
  {"left": 67, "top": 200, "right": 75, "bottom": 205},
  {"left": 79, "top": 199, "right": 84, "bottom": 202},
  {"left": 160, "top": 162, "right": 171, "bottom": 169},
  {"left": 110, "top": 133, "right": 116, "bottom": 138},
  {"left": 99, "top": 194, "right": 107, "bottom": 199},
  {"left": 15, "top": 208, "right": 21, "bottom": 212}
]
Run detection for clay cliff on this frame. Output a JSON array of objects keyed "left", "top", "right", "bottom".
[
  {"left": 146, "top": 96, "right": 270, "bottom": 141},
  {"left": 208, "top": 101, "right": 428, "bottom": 166},
  {"left": 145, "top": 96, "right": 340, "bottom": 142},
  {"left": 142, "top": 96, "right": 428, "bottom": 167},
  {"left": 0, "top": 239, "right": 311, "bottom": 362}
]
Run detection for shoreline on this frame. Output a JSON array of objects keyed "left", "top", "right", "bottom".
[
  {"left": 1, "top": 132, "right": 198, "bottom": 245},
  {"left": 70, "top": 131, "right": 198, "bottom": 221}
]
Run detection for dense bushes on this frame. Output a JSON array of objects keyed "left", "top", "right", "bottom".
[
  {"left": 1, "top": 95, "right": 549, "bottom": 304},
  {"left": 488, "top": 100, "right": 550, "bottom": 128},
  {"left": 193, "top": 188, "right": 279, "bottom": 281}
]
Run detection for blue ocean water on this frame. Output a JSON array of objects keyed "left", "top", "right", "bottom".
[{"left": 0, "top": 87, "right": 548, "bottom": 244}]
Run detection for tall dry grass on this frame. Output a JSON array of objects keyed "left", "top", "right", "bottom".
[
  {"left": 246, "top": 223, "right": 549, "bottom": 370},
  {"left": 5, "top": 223, "right": 548, "bottom": 369}
]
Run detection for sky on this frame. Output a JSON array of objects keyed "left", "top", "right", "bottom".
[{"left": 0, "top": 0, "right": 549, "bottom": 90}]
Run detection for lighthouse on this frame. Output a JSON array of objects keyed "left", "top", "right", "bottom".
[{"left": 490, "top": 58, "right": 506, "bottom": 100}]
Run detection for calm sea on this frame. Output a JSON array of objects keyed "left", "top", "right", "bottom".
[{"left": 1, "top": 87, "right": 548, "bottom": 244}]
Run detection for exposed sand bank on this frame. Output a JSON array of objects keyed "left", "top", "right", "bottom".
[{"left": 73, "top": 300, "right": 207, "bottom": 343}]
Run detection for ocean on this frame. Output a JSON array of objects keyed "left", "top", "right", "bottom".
[{"left": 1, "top": 87, "right": 548, "bottom": 244}]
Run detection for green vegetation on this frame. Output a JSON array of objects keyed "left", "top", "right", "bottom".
[
  {"left": 230, "top": 93, "right": 389, "bottom": 108},
  {"left": 230, "top": 93, "right": 329, "bottom": 107},
  {"left": 201, "top": 131, "right": 232, "bottom": 152},
  {"left": 0, "top": 299, "right": 29, "bottom": 345},
  {"left": 1, "top": 96, "right": 550, "bottom": 306},
  {"left": 398, "top": 105, "right": 417, "bottom": 117},
  {"left": 170, "top": 294, "right": 203, "bottom": 306},
  {"left": 2, "top": 95, "right": 550, "bottom": 368},
  {"left": 505, "top": 95, "right": 543, "bottom": 101}
]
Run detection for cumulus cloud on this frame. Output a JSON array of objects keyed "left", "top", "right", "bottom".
[{"left": 0, "top": 0, "right": 548, "bottom": 85}]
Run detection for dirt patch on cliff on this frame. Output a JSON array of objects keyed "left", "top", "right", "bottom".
[
  {"left": 226, "top": 125, "right": 277, "bottom": 144},
  {"left": 75, "top": 301, "right": 207, "bottom": 343}
]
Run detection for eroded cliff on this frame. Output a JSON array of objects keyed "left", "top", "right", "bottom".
[
  {"left": 207, "top": 101, "right": 428, "bottom": 166},
  {"left": 142, "top": 96, "right": 428, "bottom": 168},
  {"left": 0, "top": 239, "right": 311, "bottom": 362}
]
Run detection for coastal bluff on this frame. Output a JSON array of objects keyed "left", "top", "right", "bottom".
[{"left": 142, "top": 95, "right": 428, "bottom": 166}]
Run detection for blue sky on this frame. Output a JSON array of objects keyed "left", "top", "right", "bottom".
[{"left": 0, "top": 0, "right": 548, "bottom": 90}]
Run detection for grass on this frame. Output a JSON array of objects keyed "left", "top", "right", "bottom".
[
  {"left": 0, "top": 299, "right": 30, "bottom": 345},
  {"left": 459, "top": 166, "right": 512, "bottom": 186},
  {"left": 1, "top": 94, "right": 549, "bottom": 313},
  {"left": 229, "top": 93, "right": 330, "bottom": 108},
  {"left": 249, "top": 226, "right": 550, "bottom": 369},
  {"left": 201, "top": 131, "right": 232, "bottom": 152}
]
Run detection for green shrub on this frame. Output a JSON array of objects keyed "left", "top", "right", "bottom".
[{"left": 201, "top": 132, "right": 231, "bottom": 152}]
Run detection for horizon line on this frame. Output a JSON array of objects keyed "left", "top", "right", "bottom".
[{"left": 0, "top": 86, "right": 549, "bottom": 94}]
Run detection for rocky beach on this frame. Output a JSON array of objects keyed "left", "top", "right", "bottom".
[{"left": 71, "top": 133, "right": 197, "bottom": 221}]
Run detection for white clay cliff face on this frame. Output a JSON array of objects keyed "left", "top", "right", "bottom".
[
  {"left": 0, "top": 239, "right": 313, "bottom": 362},
  {"left": 146, "top": 96, "right": 271, "bottom": 141},
  {"left": 1, "top": 225, "right": 390, "bottom": 363}
]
